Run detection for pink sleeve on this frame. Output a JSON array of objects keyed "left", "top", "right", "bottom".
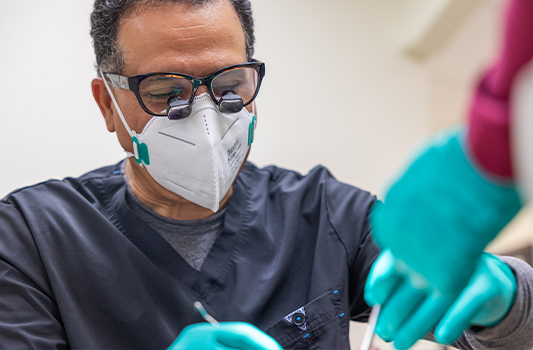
[{"left": 467, "top": 0, "right": 533, "bottom": 180}]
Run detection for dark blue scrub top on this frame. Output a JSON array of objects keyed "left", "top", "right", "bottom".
[{"left": 0, "top": 161, "right": 379, "bottom": 349}]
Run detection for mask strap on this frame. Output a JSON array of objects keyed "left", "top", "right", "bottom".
[
  {"left": 100, "top": 69, "right": 135, "bottom": 137},
  {"left": 247, "top": 101, "right": 257, "bottom": 146},
  {"left": 252, "top": 101, "right": 257, "bottom": 129},
  {"left": 100, "top": 69, "right": 143, "bottom": 164}
]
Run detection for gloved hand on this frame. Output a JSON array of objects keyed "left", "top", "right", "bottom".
[
  {"left": 371, "top": 130, "right": 521, "bottom": 295},
  {"left": 364, "top": 250, "right": 517, "bottom": 349},
  {"left": 365, "top": 249, "right": 459, "bottom": 350},
  {"left": 168, "top": 322, "right": 282, "bottom": 350},
  {"left": 435, "top": 253, "right": 517, "bottom": 345}
]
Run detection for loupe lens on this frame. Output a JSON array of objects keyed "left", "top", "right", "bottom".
[
  {"left": 218, "top": 92, "right": 243, "bottom": 113},
  {"left": 167, "top": 96, "right": 191, "bottom": 119}
]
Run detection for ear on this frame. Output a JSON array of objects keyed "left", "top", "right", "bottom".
[{"left": 92, "top": 78, "right": 116, "bottom": 133}]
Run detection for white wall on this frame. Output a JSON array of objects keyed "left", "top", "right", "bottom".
[
  {"left": 0, "top": 0, "right": 124, "bottom": 197},
  {"left": 251, "top": 0, "right": 430, "bottom": 197}
]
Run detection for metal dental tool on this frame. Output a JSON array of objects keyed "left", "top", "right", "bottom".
[
  {"left": 194, "top": 301, "right": 220, "bottom": 326},
  {"left": 360, "top": 305, "right": 381, "bottom": 350}
]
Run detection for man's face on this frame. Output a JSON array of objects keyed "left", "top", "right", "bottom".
[{"left": 109, "top": 0, "right": 248, "bottom": 153}]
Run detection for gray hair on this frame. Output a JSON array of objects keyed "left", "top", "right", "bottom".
[{"left": 90, "top": 0, "right": 255, "bottom": 74}]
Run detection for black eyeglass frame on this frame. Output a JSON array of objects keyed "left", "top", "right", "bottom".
[{"left": 103, "top": 60, "right": 265, "bottom": 117}]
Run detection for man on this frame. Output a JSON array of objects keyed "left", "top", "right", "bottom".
[{"left": 0, "top": 0, "right": 378, "bottom": 348}]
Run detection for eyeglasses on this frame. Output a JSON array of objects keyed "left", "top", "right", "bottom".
[{"left": 103, "top": 60, "right": 265, "bottom": 119}]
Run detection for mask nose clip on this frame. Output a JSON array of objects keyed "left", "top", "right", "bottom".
[
  {"left": 167, "top": 96, "right": 192, "bottom": 120},
  {"left": 218, "top": 91, "right": 243, "bottom": 114}
]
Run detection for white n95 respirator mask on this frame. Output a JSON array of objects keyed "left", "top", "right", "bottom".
[{"left": 103, "top": 79, "right": 256, "bottom": 212}]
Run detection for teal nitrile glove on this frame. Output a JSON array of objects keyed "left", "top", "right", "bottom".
[
  {"left": 371, "top": 129, "right": 521, "bottom": 295},
  {"left": 365, "top": 249, "right": 460, "bottom": 350},
  {"left": 168, "top": 322, "right": 282, "bottom": 350},
  {"left": 435, "top": 253, "right": 517, "bottom": 345}
]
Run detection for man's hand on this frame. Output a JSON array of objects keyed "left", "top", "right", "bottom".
[
  {"left": 364, "top": 250, "right": 517, "bottom": 349},
  {"left": 371, "top": 130, "right": 521, "bottom": 295},
  {"left": 365, "top": 249, "right": 460, "bottom": 350},
  {"left": 168, "top": 322, "right": 282, "bottom": 350}
]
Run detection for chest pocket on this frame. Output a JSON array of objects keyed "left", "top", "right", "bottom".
[{"left": 266, "top": 290, "right": 348, "bottom": 350}]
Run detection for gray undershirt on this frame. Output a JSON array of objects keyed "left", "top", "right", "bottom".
[{"left": 125, "top": 185, "right": 226, "bottom": 271}]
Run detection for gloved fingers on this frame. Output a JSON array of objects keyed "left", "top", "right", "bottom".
[
  {"left": 471, "top": 255, "right": 517, "bottom": 325},
  {"left": 374, "top": 278, "right": 426, "bottom": 342},
  {"left": 392, "top": 291, "right": 457, "bottom": 350},
  {"left": 434, "top": 285, "right": 487, "bottom": 345},
  {"left": 168, "top": 323, "right": 214, "bottom": 350},
  {"left": 365, "top": 249, "right": 402, "bottom": 307},
  {"left": 435, "top": 254, "right": 517, "bottom": 343},
  {"left": 215, "top": 323, "right": 282, "bottom": 350}
]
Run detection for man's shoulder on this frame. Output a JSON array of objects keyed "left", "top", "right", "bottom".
[
  {"left": 2, "top": 161, "right": 126, "bottom": 207},
  {"left": 240, "top": 162, "right": 376, "bottom": 219},
  {"left": 242, "top": 161, "right": 332, "bottom": 184},
  {"left": 241, "top": 162, "right": 373, "bottom": 198}
]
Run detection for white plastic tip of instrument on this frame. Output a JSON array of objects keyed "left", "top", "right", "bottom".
[
  {"left": 360, "top": 304, "right": 381, "bottom": 350},
  {"left": 194, "top": 301, "right": 220, "bottom": 326}
]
